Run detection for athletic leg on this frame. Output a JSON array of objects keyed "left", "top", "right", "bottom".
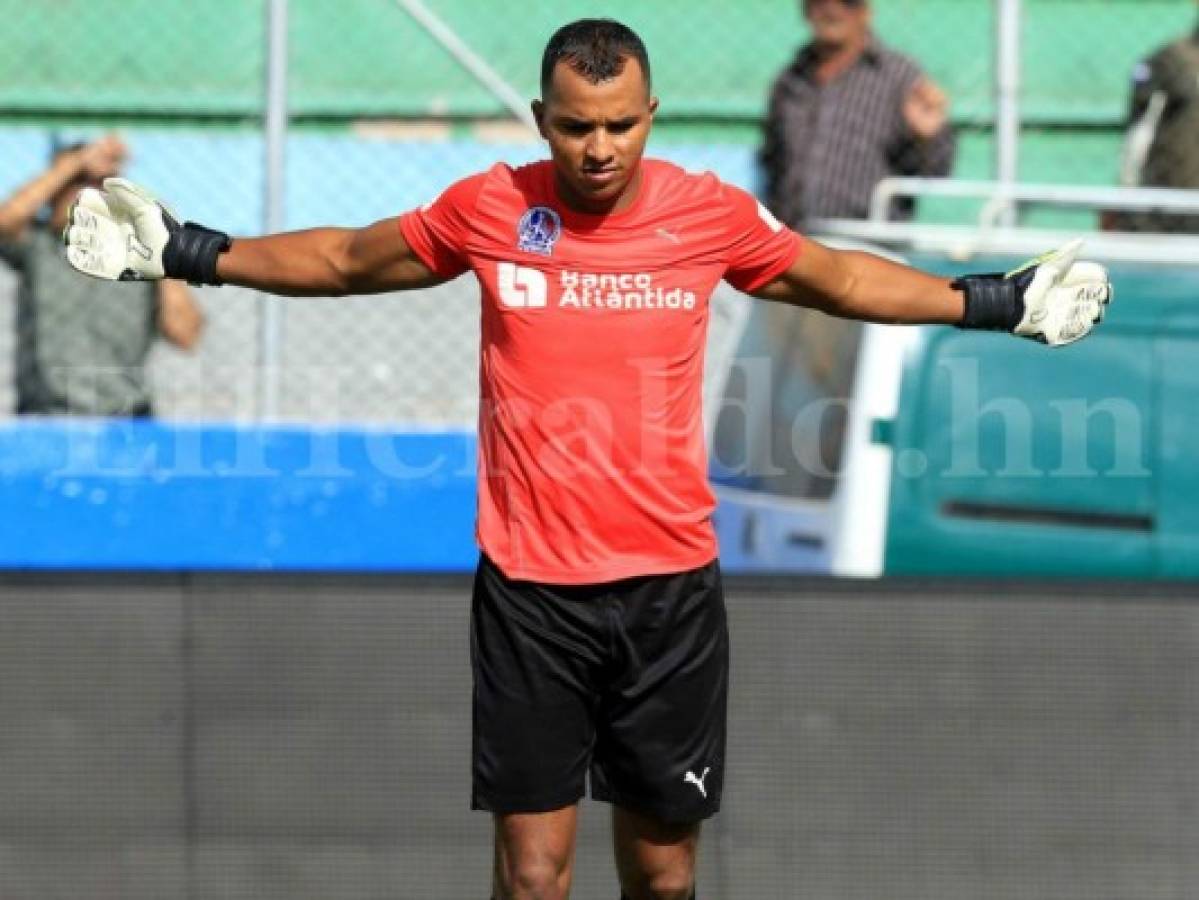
[
  {"left": 472, "top": 555, "right": 609, "bottom": 898},
  {"left": 612, "top": 805, "right": 700, "bottom": 900},
  {"left": 492, "top": 807, "right": 579, "bottom": 900}
]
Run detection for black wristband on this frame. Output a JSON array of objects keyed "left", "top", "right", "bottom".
[
  {"left": 162, "top": 221, "right": 232, "bottom": 286},
  {"left": 952, "top": 267, "right": 1034, "bottom": 331}
]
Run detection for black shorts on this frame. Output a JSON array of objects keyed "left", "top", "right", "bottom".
[{"left": 470, "top": 553, "right": 728, "bottom": 824}]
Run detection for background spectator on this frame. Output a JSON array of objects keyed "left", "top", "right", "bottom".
[
  {"left": 760, "top": 0, "right": 956, "bottom": 227},
  {"left": 0, "top": 135, "right": 204, "bottom": 416},
  {"left": 1110, "top": 3, "right": 1199, "bottom": 232}
]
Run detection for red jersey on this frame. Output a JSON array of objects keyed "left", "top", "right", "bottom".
[{"left": 399, "top": 158, "right": 801, "bottom": 583}]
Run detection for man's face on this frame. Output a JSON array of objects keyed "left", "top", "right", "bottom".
[
  {"left": 803, "top": 0, "right": 871, "bottom": 47},
  {"left": 533, "top": 56, "right": 657, "bottom": 213}
]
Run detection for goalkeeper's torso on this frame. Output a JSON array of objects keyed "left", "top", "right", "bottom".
[{"left": 400, "top": 158, "right": 801, "bottom": 584}]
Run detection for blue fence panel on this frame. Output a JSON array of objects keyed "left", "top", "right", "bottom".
[{"left": 0, "top": 421, "right": 479, "bottom": 570}]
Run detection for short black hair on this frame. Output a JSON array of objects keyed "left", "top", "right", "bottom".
[{"left": 540, "top": 19, "right": 652, "bottom": 96}]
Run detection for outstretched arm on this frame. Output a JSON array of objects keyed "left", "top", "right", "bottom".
[
  {"left": 216, "top": 218, "right": 445, "bottom": 296},
  {"left": 64, "top": 178, "right": 446, "bottom": 295},
  {"left": 752, "top": 236, "right": 1111, "bottom": 347},
  {"left": 753, "top": 238, "right": 963, "bottom": 324}
]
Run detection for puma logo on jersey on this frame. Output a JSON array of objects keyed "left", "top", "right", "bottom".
[{"left": 684, "top": 767, "right": 711, "bottom": 798}]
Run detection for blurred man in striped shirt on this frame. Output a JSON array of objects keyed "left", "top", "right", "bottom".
[{"left": 761, "top": 0, "right": 956, "bottom": 226}]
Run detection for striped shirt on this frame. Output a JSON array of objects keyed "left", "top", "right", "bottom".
[{"left": 760, "top": 37, "right": 956, "bottom": 227}]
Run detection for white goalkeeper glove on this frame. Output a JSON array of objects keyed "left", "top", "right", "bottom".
[
  {"left": 954, "top": 239, "right": 1112, "bottom": 347},
  {"left": 64, "top": 177, "right": 231, "bottom": 285}
]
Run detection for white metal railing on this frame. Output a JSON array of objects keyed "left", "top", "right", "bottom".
[
  {"left": 810, "top": 218, "right": 1199, "bottom": 266},
  {"left": 830, "top": 177, "right": 1199, "bottom": 265},
  {"left": 868, "top": 178, "right": 1199, "bottom": 226}
]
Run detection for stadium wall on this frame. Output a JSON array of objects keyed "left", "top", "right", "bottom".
[{"left": 0, "top": 575, "right": 1194, "bottom": 899}]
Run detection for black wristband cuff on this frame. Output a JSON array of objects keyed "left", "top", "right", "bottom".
[
  {"left": 162, "top": 222, "right": 232, "bottom": 286},
  {"left": 952, "top": 273, "right": 1025, "bottom": 331}
]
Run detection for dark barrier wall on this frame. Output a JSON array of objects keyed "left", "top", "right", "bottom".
[{"left": 1, "top": 576, "right": 1196, "bottom": 900}]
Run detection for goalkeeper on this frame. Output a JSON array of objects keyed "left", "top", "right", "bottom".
[{"left": 63, "top": 18, "right": 1110, "bottom": 900}]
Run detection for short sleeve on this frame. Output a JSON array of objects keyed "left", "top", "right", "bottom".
[
  {"left": 398, "top": 172, "right": 487, "bottom": 279},
  {"left": 722, "top": 183, "right": 803, "bottom": 293}
]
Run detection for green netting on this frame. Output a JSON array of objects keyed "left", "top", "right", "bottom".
[
  {"left": 0, "top": 0, "right": 1193, "bottom": 122},
  {"left": 0, "top": 0, "right": 265, "bottom": 115}
]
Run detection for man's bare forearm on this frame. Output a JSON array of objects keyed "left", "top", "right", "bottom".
[
  {"left": 833, "top": 250, "right": 964, "bottom": 324},
  {"left": 761, "top": 240, "right": 965, "bottom": 325},
  {"left": 0, "top": 152, "right": 85, "bottom": 238},
  {"left": 214, "top": 218, "right": 441, "bottom": 296},
  {"left": 216, "top": 229, "right": 359, "bottom": 296}
]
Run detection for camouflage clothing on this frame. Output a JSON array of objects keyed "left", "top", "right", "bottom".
[{"left": 1120, "top": 26, "right": 1199, "bottom": 232}]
